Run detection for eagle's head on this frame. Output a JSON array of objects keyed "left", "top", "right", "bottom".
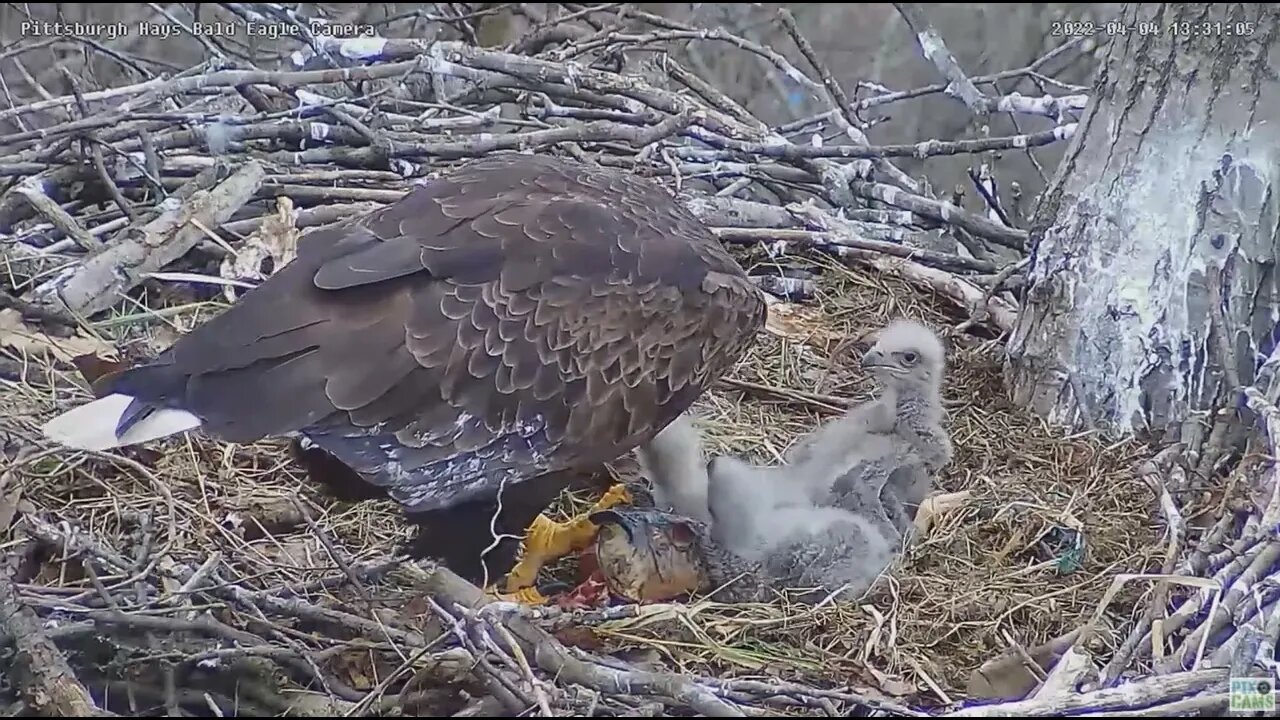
[{"left": 858, "top": 319, "right": 946, "bottom": 392}]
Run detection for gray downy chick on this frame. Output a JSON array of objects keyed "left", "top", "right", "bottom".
[
  {"left": 636, "top": 412, "right": 712, "bottom": 523},
  {"left": 641, "top": 418, "right": 900, "bottom": 605},
  {"left": 637, "top": 413, "right": 798, "bottom": 555},
  {"left": 704, "top": 453, "right": 899, "bottom": 604},
  {"left": 824, "top": 442, "right": 931, "bottom": 539},
  {"left": 701, "top": 453, "right": 803, "bottom": 561},
  {"left": 786, "top": 318, "right": 953, "bottom": 525}
]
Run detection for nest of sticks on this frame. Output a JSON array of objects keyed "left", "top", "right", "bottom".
[{"left": 0, "top": 4, "right": 1275, "bottom": 717}]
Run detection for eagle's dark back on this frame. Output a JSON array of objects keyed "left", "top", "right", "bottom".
[{"left": 62, "top": 153, "right": 767, "bottom": 581}]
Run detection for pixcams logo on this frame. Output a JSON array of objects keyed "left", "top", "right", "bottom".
[{"left": 1230, "top": 676, "right": 1276, "bottom": 713}]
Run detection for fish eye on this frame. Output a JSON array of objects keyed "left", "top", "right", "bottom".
[{"left": 669, "top": 523, "right": 695, "bottom": 547}]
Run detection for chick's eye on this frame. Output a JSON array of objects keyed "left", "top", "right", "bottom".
[{"left": 902, "top": 351, "right": 918, "bottom": 364}]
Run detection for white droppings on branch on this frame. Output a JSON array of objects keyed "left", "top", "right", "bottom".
[
  {"left": 913, "top": 139, "right": 940, "bottom": 160},
  {"left": 287, "top": 25, "right": 393, "bottom": 67},
  {"left": 294, "top": 88, "right": 329, "bottom": 107},
  {"left": 203, "top": 121, "right": 238, "bottom": 155},
  {"left": 318, "top": 35, "right": 390, "bottom": 62},
  {"left": 308, "top": 122, "right": 332, "bottom": 142},
  {"left": 391, "top": 160, "right": 416, "bottom": 178},
  {"left": 995, "top": 92, "right": 1090, "bottom": 120},
  {"left": 916, "top": 32, "right": 947, "bottom": 68}
]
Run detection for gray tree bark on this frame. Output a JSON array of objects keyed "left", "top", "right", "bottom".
[{"left": 1005, "top": 3, "right": 1280, "bottom": 458}]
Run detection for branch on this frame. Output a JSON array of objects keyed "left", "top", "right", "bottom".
[
  {"left": 942, "top": 669, "right": 1228, "bottom": 717},
  {"left": 11, "top": 179, "right": 102, "bottom": 252},
  {"left": 28, "top": 160, "right": 265, "bottom": 317},
  {"left": 0, "top": 569, "right": 108, "bottom": 717},
  {"left": 848, "top": 180, "right": 1029, "bottom": 250},
  {"left": 403, "top": 562, "right": 749, "bottom": 717},
  {"left": 893, "top": 3, "right": 992, "bottom": 115},
  {"left": 1243, "top": 386, "right": 1280, "bottom": 532}
]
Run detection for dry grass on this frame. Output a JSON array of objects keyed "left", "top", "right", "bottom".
[{"left": 1, "top": 250, "right": 1165, "bottom": 710}]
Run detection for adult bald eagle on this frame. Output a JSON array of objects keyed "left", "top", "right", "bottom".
[{"left": 41, "top": 152, "right": 767, "bottom": 601}]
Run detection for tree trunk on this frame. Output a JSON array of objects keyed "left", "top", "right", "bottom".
[{"left": 1005, "top": 3, "right": 1280, "bottom": 457}]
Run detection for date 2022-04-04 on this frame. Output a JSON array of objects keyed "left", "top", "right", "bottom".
[{"left": 1051, "top": 19, "right": 1259, "bottom": 39}]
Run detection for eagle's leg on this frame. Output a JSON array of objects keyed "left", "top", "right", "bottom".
[{"left": 502, "top": 483, "right": 633, "bottom": 598}]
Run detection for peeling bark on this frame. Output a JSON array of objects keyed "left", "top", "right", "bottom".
[{"left": 1005, "top": 3, "right": 1280, "bottom": 447}]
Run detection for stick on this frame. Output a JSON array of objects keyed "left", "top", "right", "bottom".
[
  {"left": 893, "top": 3, "right": 991, "bottom": 115},
  {"left": 28, "top": 160, "right": 265, "bottom": 318},
  {"left": 775, "top": 8, "right": 922, "bottom": 195},
  {"left": 942, "top": 669, "right": 1227, "bottom": 717},
  {"left": 11, "top": 179, "right": 103, "bottom": 252},
  {"left": 404, "top": 562, "right": 748, "bottom": 717},
  {"left": 714, "top": 227, "right": 997, "bottom": 274},
  {"left": 848, "top": 180, "right": 1028, "bottom": 251},
  {"left": 839, "top": 249, "right": 1019, "bottom": 333},
  {"left": 0, "top": 569, "right": 108, "bottom": 716}
]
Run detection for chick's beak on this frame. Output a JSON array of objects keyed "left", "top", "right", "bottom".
[{"left": 860, "top": 348, "right": 886, "bottom": 369}]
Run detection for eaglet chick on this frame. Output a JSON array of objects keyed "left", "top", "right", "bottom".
[
  {"left": 777, "top": 318, "right": 952, "bottom": 534},
  {"left": 631, "top": 319, "right": 953, "bottom": 603},
  {"left": 639, "top": 413, "right": 903, "bottom": 604},
  {"left": 637, "top": 413, "right": 712, "bottom": 524}
]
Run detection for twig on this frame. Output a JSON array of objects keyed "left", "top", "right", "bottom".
[
  {"left": 681, "top": 123, "right": 1076, "bottom": 162},
  {"left": 1100, "top": 461, "right": 1192, "bottom": 685},
  {"left": 560, "top": 28, "right": 821, "bottom": 97},
  {"left": 0, "top": 569, "right": 108, "bottom": 716},
  {"left": 848, "top": 180, "right": 1028, "bottom": 251},
  {"left": 288, "top": 497, "right": 373, "bottom": 607},
  {"left": 776, "top": 10, "right": 859, "bottom": 129},
  {"left": 28, "top": 160, "right": 266, "bottom": 317},
  {"left": 1169, "top": 540, "right": 1280, "bottom": 673},
  {"left": 11, "top": 179, "right": 102, "bottom": 252},
  {"left": 718, "top": 376, "right": 851, "bottom": 413},
  {"left": 0, "top": 290, "right": 79, "bottom": 330},
  {"left": 404, "top": 562, "right": 747, "bottom": 716},
  {"left": 1073, "top": 693, "right": 1228, "bottom": 717},
  {"left": 942, "top": 669, "right": 1227, "bottom": 717},
  {"left": 893, "top": 3, "right": 991, "bottom": 115},
  {"left": 59, "top": 69, "right": 139, "bottom": 225},
  {"left": 840, "top": 248, "right": 1019, "bottom": 333},
  {"left": 713, "top": 227, "right": 997, "bottom": 274},
  {"left": 1243, "top": 386, "right": 1280, "bottom": 532}
]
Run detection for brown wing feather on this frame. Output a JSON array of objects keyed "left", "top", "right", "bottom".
[{"left": 105, "top": 153, "right": 765, "bottom": 513}]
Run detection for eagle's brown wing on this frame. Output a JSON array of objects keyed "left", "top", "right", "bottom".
[{"left": 105, "top": 153, "right": 765, "bottom": 513}]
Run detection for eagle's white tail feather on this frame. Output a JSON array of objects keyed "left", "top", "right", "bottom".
[{"left": 41, "top": 393, "right": 202, "bottom": 451}]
